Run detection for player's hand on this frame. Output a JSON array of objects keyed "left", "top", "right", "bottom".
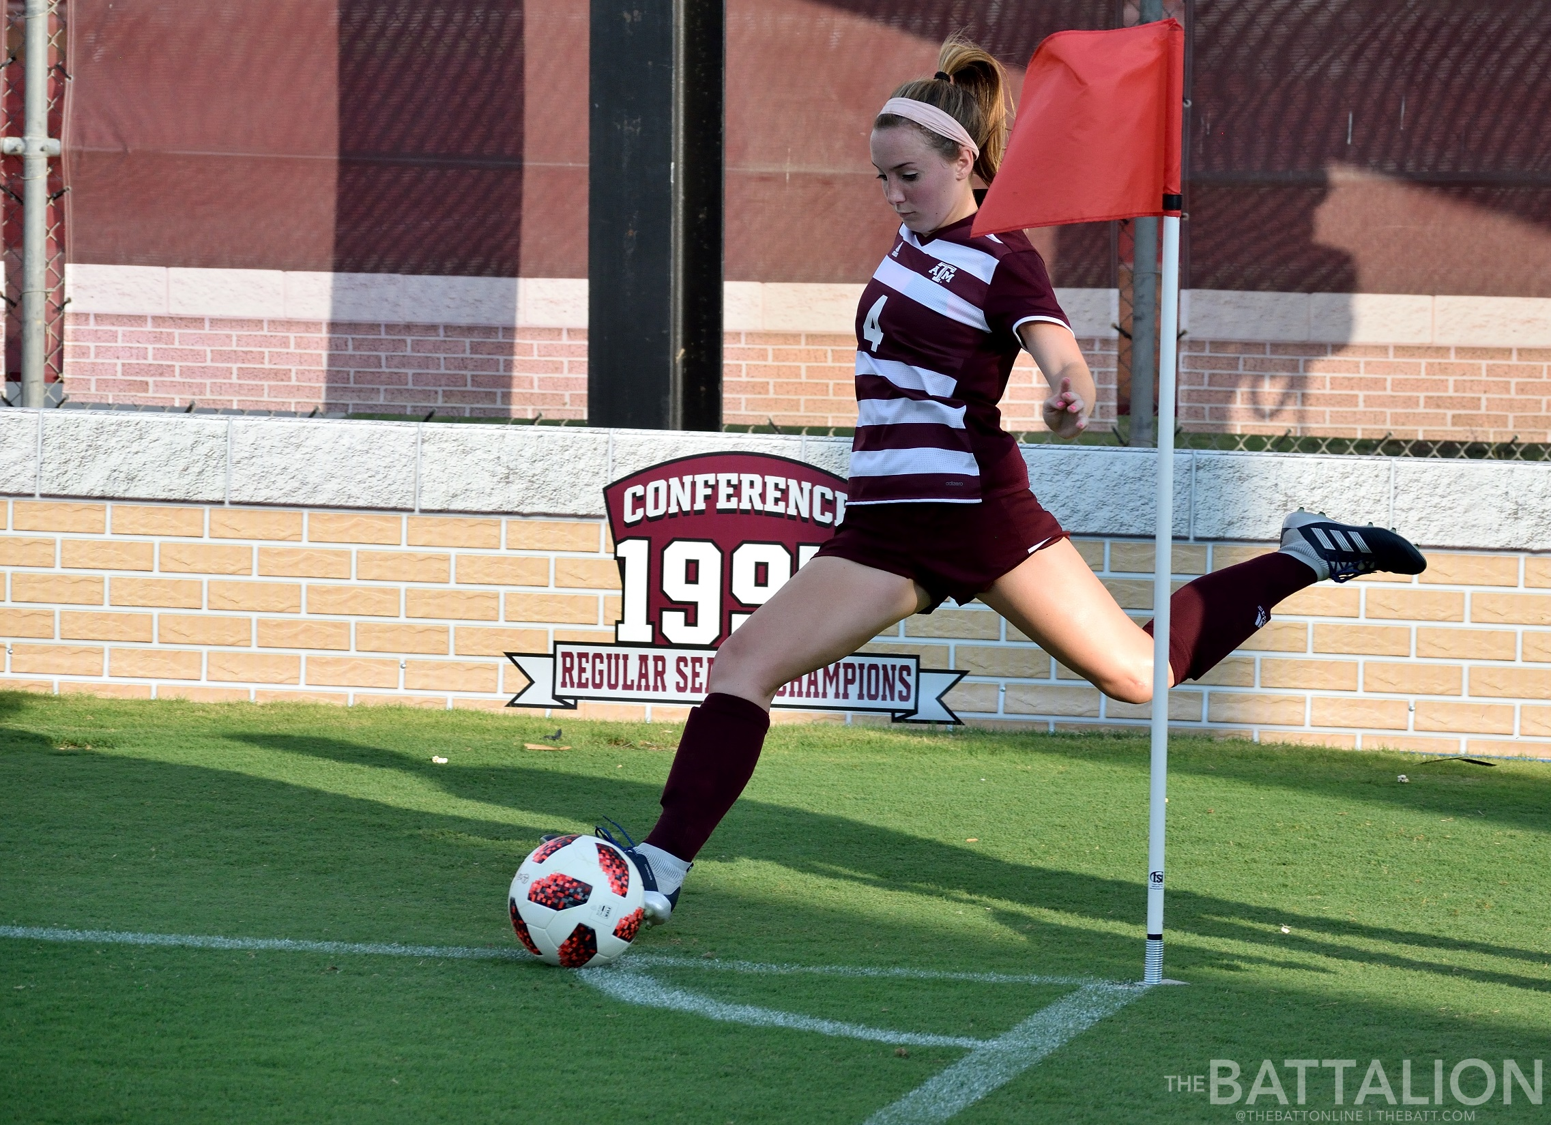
[{"left": 1042, "top": 377, "right": 1088, "bottom": 439}]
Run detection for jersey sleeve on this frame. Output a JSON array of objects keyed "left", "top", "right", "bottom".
[{"left": 983, "top": 248, "right": 1071, "bottom": 343}]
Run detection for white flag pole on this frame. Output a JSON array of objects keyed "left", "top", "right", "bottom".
[{"left": 1143, "top": 211, "right": 1181, "bottom": 985}]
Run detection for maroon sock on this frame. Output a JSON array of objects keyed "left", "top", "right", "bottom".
[
  {"left": 645, "top": 692, "right": 770, "bottom": 861},
  {"left": 1145, "top": 552, "right": 1316, "bottom": 683}
]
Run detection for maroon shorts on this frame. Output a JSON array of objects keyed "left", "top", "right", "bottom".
[{"left": 814, "top": 489, "right": 1067, "bottom": 611}]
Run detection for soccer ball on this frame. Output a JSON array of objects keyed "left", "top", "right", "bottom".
[{"left": 508, "top": 834, "right": 646, "bottom": 967}]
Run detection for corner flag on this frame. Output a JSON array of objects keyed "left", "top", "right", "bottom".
[
  {"left": 971, "top": 20, "right": 1184, "bottom": 233},
  {"left": 973, "top": 19, "right": 1187, "bottom": 986}
]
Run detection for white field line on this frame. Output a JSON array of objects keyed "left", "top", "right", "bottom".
[
  {"left": 584, "top": 969, "right": 988, "bottom": 1049},
  {"left": 863, "top": 983, "right": 1143, "bottom": 1125},
  {"left": 0, "top": 926, "right": 1102, "bottom": 985},
  {"left": 625, "top": 953, "right": 1097, "bottom": 987},
  {"left": 0, "top": 925, "right": 531, "bottom": 961},
  {"left": 3, "top": 925, "right": 1145, "bottom": 1124}
]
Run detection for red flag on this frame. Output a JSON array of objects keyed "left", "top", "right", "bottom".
[{"left": 972, "top": 20, "right": 1184, "bottom": 235}]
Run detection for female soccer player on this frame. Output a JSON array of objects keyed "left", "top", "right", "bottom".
[{"left": 603, "top": 37, "right": 1425, "bottom": 923}]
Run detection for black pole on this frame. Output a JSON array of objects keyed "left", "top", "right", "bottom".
[
  {"left": 673, "top": 0, "right": 725, "bottom": 431},
  {"left": 588, "top": 0, "right": 723, "bottom": 431},
  {"left": 1128, "top": 0, "right": 1164, "bottom": 448}
]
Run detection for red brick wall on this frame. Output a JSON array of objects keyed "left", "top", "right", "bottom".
[
  {"left": 720, "top": 333, "right": 1119, "bottom": 433},
  {"left": 1177, "top": 341, "right": 1551, "bottom": 442},
  {"left": 63, "top": 313, "right": 590, "bottom": 420},
  {"left": 62, "top": 312, "right": 1551, "bottom": 442},
  {"left": 62, "top": 312, "right": 1118, "bottom": 432}
]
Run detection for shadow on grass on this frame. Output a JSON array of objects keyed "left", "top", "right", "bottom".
[
  {"left": 0, "top": 692, "right": 56, "bottom": 754},
  {"left": 964, "top": 729, "right": 1551, "bottom": 835},
  {"left": 215, "top": 730, "right": 1551, "bottom": 995}
]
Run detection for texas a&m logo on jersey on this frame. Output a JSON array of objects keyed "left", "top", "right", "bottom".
[{"left": 504, "top": 452, "right": 965, "bottom": 722}]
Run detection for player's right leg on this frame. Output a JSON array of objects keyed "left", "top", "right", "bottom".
[
  {"left": 704, "top": 555, "right": 930, "bottom": 707},
  {"left": 616, "top": 556, "right": 929, "bottom": 923}
]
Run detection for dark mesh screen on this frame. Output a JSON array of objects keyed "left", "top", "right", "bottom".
[
  {"left": 333, "top": 0, "right": 524, "bottom": 275},
  {"left": 66, "top": 0, "right": 524, "bottom": 275},
  {"left": 1186, "top": 0, "right": 1551, "bottom": 294},
  {"left": 61, "top": 0, "right": 1551, "bottom": 295}
]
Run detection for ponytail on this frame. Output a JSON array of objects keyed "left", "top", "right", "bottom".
[{"left": 874, "top": 35, "right": 1010, "bottom": 184}]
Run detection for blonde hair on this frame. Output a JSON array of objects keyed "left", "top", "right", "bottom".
[{"left": 874, "top": 35, "right": 1010, "bottom": 184}]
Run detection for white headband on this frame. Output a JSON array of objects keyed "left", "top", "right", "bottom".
[{"left": 878, "top": 97, "right": 980, "bottom": 159}]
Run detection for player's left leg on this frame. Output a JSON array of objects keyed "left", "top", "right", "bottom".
[
  {"left": 980, "top": 538, "right": 1166, "bottom": 703},
  {"left": 985, "top": 511, "right": 1425, "bottom": 701},
  {"left": 984, "top": 538, "right": 1317, "bottom": 702}
]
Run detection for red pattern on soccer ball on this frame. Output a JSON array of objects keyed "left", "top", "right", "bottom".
[
  {"left": 531, "top": 834, "right": 579, "bottom": 864},
  {"left": 612, "top": 907, "right": 645, "bottom": 944},
  {"left": 594, "top": 842, "right": 631, "bottom": 896},
  {"left": 555, "top": 924, "right": 598, "bottom": 968},
  {"left": 527, "top": 872, "right": 592, "bottom": 910},
  {"left": 509, "top": 898, "right": 542, "bottom": 957}
]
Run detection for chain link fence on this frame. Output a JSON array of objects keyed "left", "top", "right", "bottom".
[
  {"left": 38, "top": 399, "right": 1551, "bottom": 463},
  {"left": 1, "top": 0, "right": 68, "bottom": 398},
  {"left": 729, "top": 423, "right": 1551, "bottom": 461}
]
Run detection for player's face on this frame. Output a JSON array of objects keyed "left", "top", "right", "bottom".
[{"left": 870, "top": 126, "right": 974, "bottom": 234}]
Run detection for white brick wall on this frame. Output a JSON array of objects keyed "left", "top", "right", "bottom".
[{"left": 1, "top": 413, "right": 1548, "bottom": 756}]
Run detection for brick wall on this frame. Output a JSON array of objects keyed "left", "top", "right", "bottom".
[
  {"left": 60, "top": 313, "right": 1112, "bottom": 433},
  {"left": 62, "top": 314, "right": 591, "bottom": 420},
  {"left": 722, "top": 333, "right": 1118, "bottom": 433},
  {"left": 0, "top": 500, "right": 641, "bottom": 717},
  {"left": 867, "top": 540, "right": 1551, "bottom": 757},
  {"left": 1179, "top": 341, "right": 1551, "bottom": 441},
  {"left": 61, "top": 311, "right": 1551, "bottom": 443},
  {"left": 2, "top": 496, "right": 1547, "bottom": 757}
]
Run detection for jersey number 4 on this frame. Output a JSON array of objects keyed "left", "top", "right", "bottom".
[{"left": 862, "top": 295, "right": 887, "bottom": 352}]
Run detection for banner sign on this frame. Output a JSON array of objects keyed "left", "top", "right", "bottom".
[
  {"left": 506, "top": 645, "right": 964, "bottom": 722},
  {"left": 505, "top": 452, "right": 967, "bottom": 723}
]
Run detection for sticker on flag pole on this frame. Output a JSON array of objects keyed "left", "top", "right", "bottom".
[{"left": 504, "top": 451, "right": 969, "bottom": 724}]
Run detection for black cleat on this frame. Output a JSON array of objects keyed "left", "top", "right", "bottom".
[{"left": 1279, "top": 510, "right": 1426, "bottom": 584}]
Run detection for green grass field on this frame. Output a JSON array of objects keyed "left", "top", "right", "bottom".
[{"left": 2, "top": 692, "right": 1548, "bottom": 1123}]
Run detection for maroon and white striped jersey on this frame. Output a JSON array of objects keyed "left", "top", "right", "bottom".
[{"left": 847, "top": 216, "right": 1070, "bottom": 506}]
